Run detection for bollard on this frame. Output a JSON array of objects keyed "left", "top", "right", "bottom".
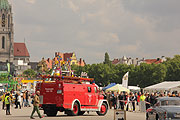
[{"left": 114, "top": 109, "right": 126, "bottom": 120}]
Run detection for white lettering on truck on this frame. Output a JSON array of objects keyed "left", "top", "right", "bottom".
[{"left": 45, "top": 88, "right": 54, "bottom": 92}]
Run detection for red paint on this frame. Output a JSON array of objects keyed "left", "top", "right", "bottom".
[
  {"left": 100, "top": 104, "right": 106, "bottom": 114},
  {"left": 36, "top": 76, "right": 107, "bottom": 116}
]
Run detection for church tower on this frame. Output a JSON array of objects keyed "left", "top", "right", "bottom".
[{"left": 0, "top": 0, "right": 14, "bottom": 62}]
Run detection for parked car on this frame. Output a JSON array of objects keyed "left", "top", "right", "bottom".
[{"left": 146, "top": 97, "right": 180, "bottom": 120}]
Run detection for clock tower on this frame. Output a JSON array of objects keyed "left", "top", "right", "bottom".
[{"left": 0, "top": 0, "right": 14, "bottom": 62}]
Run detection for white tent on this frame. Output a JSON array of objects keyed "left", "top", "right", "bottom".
[
  {"left": 106, "top": 84, "right": 130, "bottom": 93},
  {"left": 128, "top": 86, "right": 140, "bottom": 91},
  {"left": 144, "top": 81, "right": 180, "bottom": 93}
]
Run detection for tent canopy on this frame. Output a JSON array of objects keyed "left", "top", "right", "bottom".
[
  {"left": 144, "top": 81, "right": 180, "bottom": 91},
  {"left": 128, "top": 86, "right": 140, "bottom": 90},
  {"left": 102, "top": 83, "right": 116, "bottom": 91},
  {"left": 106, "top": 84, "right": 130, "bottom": 93}
]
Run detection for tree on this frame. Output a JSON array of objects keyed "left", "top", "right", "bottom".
[
  {"left": 37, "top": 58, "right": 48, "bottom": 74},
  {"left": 71, "top": 54, "right": 180, "bottom": 88},
  {"left": 71, "top": 65, "right": 83, "bottom": 77},
  {"left": 103, "top": 52, "right": 111, "bottom": 65},
  {"left": 164, "top": 55, "right": 180, "bottom": 81},
  {"left": 23, "top": 69, "right": 37, "bottom": 78},
  {"left": 0, "top": 73, "right": 9, "bottom": 81}
]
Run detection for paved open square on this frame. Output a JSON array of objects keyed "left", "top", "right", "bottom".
[{"left": 0, "top": 102, "right": 145, "bottom": 120}]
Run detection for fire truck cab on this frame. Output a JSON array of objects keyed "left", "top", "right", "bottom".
[{"left": 36, "top": 76, "right": 108, "bottom": 116}]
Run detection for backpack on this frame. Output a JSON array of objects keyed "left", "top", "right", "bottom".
[{"left": 31, "top": 96, "right": 35, "bottom": 104}]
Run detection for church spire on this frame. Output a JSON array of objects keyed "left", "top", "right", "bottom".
[
  {"left": 0, "top": 0, "right": 14, "bottom": 63},
  {"left": 0, "top": 0, "right": 10, "bottom": 10}
]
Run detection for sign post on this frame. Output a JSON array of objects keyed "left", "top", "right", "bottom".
[{"left": 114, "top": 109, "right": 126, "bottom": 120}]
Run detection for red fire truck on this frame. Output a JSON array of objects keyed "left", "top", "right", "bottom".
[{"left": 36, "top": 76, "right": 108, "bottom": 116}]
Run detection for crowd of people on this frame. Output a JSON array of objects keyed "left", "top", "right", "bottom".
[
  {"left": 1, "top": 90, "right": 44, "bottom": 119},
  {"left": 1, "top": 90, "right": 32, "bottom": 115},
  {"left": 105, "top": 91, "right": 180, "bottom": 112},
  {"left": 1, "top": 88, "right": 180, "bottom": 119}
]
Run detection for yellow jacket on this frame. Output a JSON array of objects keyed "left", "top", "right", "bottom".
[
  {"left": 5, "top": 96, "right": 10, "bottom": 104},
  {"left": 140, "top": 95, "right": 146, "bottom": 101},
  {"left": 2, "top": 94, "right": 5, "bottom": 102}
]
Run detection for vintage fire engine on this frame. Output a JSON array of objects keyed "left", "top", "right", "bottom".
[{"left": 36, "top": 75, "right": 108, "bottom": 116}]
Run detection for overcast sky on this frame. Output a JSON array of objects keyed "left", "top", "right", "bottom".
[{"left": 9, "top": 0, "right": 180, "bottom": 64}]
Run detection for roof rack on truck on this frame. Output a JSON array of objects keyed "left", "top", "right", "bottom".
[{"left": 41, "top": 75, "right": 94, "bottom": 84}]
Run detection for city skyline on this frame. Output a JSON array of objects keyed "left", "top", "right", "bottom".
[{"left": 9, "top": 0, "right": 180, "bottom": 64}]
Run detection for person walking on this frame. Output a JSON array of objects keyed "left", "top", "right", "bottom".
[
  {"left": 118, "top": 92, "right": 125, "bottom": 110},
  {"left": 26, "top": 90, "right": 31, "bottom": 107},
  {"left": 137, "top": 92, "right": 141, "bottom": 111},
  {"left": 150, "top": 93, "right": 157, "bottom": 106},
  {"left": 111, "top": 92, "right": 116, "bottom": 109},
  {"left": 109, "top": 92, "right": 114, "bottom": 109},
  {"left": 124, "top": 92, "right": 129, "bottom": 111},
  {"left": 16, "top": 92, "right": 21, "bottom": 109},
  {"left": 145, "top": 93, "right": 150, "bottom": 110},
  {"left": 2, "top": 92, "right": 6, "bottom": 110},
  {"left": 140, "top": 93, "right": 146, "bottom": 112},
  {"left": 9, "top": 91, "right": 13, "bottom": 107},
  {"left": 5, "top": 92, "right": 11, "bottom": 115},
  {"left": 22, "top": 91, "right": 26, "bottom": 107},
  {"left": 115, "top": 92, "right": 119, "bottom": 109},
  {"left": 130, "top": 94, "right": 136, "bottom": 112},
  {"left": 113, "top": 92, "right": 118, "bottom": 109},
  {"left": 134, "top": 92, "right": 138, "bottom": 105},
  {"left": 30, "top": 91, "right": 44, "bottom": 119},
  {"left": 15, "top": 92, "right": 18, "bottom": 109}
]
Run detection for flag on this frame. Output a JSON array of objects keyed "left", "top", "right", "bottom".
[{"left": 122, "top": 72, "right": 129, "bottom": 88}]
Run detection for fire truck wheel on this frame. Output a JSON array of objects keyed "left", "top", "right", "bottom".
[
  {"left": 96, "top": 103, "right": 108, "bottom": 116},
  {"left": 67, "top": 102, "right": 79, "bottom": 116},
  {"left": 78, "top": 111, "right": 85, "bottom": 115}
]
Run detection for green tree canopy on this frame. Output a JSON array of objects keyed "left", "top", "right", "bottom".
[
  {"left": 71, "top": 55, "right": 180, "bottom": 88},
  {"left": 23, "top": 69, "right": 37, "bottom": 78},
  {"left": 103, "top": 52, "right": 111, "bottom": 65}
]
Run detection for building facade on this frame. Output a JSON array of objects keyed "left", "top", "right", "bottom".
[
  {"left": 0, "top": 0, "right": 14, "bottom": 63},
  {"left": 13, "top": 43, "right": 30, "bottom": 74},
  {"left": 0, "top": 0, "right": 30, "bottom": 75},
  {"left": 45, "top": 52, "right": 86, "bottom": 69},
  {"left": 112, "top": 56, "right": 166, "bottom": 66},
  {"left": 112, "top": 56, "right": 145, "bottom": 66}
]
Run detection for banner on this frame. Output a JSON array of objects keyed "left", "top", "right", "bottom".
[
  {"left": 7, "top": 63, "right": 10, "bottom": 73},
  {"left": 122, "top": 72, "right": 129, "bottom": 88}
]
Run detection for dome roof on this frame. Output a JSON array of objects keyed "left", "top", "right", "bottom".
[{"left": 0, "top": 0, "right": 10, "bottom": 10}]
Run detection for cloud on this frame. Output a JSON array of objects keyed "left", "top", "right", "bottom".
[
  {"left": 9, "top": 0, "right": 180, "bottom": 63},
  {"left": 99, "top": 32, "right": 120, "bottom": 44},
  {"left": 121, "top": 0, "right": 180, "bottom": 32},
  {"left": 26, "top": 0, "right": 36, "bottom": 4},
  {"left": 68, "top": 1, "right": 79, "bottom": 13}
]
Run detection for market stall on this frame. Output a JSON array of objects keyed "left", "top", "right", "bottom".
[{"left": 106, "top": 84, "right": 130, "bottom": 93}]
